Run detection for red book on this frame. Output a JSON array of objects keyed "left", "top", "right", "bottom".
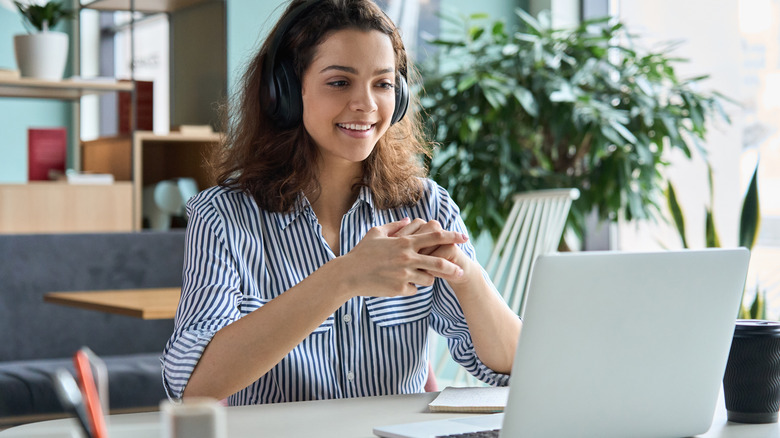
[
  {"left": 118, "top": 80, "right": 154, "bottom": 134},
  {"left": 28, "top": 127, "right": 67, "bottom": 181}
]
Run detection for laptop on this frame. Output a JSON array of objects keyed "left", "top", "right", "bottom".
[{"left": 374, "top": 248, "right": 750, "bottom": 438}]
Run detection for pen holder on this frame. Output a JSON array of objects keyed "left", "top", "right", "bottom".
[{"left": 160, "top": 397, "right": 227, "bottom": 438}]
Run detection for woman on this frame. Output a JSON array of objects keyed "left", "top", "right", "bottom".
[{"left": 161, "top": 0, "right": 521, "bottom": 405}]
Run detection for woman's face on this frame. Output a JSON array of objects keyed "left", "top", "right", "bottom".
[{"left": 300, "top": 28, "right": 397, "bottom": 170}]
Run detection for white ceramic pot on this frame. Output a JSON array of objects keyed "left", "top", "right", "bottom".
[{"left": 13, "top": 31, "right": 69, "bottom": 80}]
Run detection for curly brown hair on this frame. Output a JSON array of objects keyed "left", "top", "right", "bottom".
[{"left": 211, "top": 0, "right": 431, "bottom": 212}]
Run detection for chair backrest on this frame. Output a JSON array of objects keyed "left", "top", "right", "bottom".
[
  {"left": 431, "top": 188, "right": 579, "bottom": 388},
  {"left": 484, "top": 188, "right": 580, "bottom": 318}
]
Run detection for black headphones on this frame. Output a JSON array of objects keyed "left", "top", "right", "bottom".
[{"left": 262, "top": 0, "right": 409, "bottom": 130}]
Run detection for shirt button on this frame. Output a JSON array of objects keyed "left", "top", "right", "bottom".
[
  {"left": 343, "top": 314, "right": 352, "bottom": 323},
  {"left": 347, "top": 371, "right": 355, "bottom": 381}
]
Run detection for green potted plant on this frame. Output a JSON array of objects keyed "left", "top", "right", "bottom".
[
  {"left": 12, "top": 0, "right": 74, "bottom": 80},
  {"left": 667, "top": 162, "right": 764, "bottom": 319},
  {"left": 421, "top": 9, "right": 729, "bottom": 243}
]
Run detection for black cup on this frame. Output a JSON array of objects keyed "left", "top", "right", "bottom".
[{"left": 723, "top": 319, "right": 780, "bottom": 423}]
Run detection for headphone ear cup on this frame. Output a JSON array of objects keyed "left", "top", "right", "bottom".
[
  {"left": 391, "top": 74, "right": 409, "bottom": 125},
  {"left": 270, "top": 59, "right": 302, "bottom": 129}
]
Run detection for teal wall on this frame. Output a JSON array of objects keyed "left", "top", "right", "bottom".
[
  {"left": 0, "top": 8, "right": 73, "bottom": 183},
  {"left": 226, "top": 0, "right": 283, "bottom": 94}
]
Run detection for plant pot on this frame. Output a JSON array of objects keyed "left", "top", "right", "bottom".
[{"left": 13, "top": 31, "right": 69, "bottom": 80}]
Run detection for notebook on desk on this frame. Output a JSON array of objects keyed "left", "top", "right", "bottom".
[{"left": 374, "top": 248, "right": 750, "bottom": 438}]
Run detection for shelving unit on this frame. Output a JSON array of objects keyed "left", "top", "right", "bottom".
[
  {"left": 0, "top": 0, "right": 225, "bottom": 233},
  {"left": 132, "top": 131, "right": 221, "bottom": 229},
  {"left": 0, "top": 77, "right": 133, "bottom": 171},
  {"left": 0, "top": 182, "right": 133, "bottom": 233},
  {"left": 0, "top": 77, "right": 133, "bottom": 100},
  {"left": 0, "top": 78, "right": 135, "bottom": 233},
  {"left": 81, "top": 0, "right": 212, "bottom": 13},
  {"left": 80, "top": 0, "right": 227, "bottom": 231}
]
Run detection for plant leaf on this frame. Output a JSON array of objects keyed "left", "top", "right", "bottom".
[
  {"left": 609, "top": 120, "right": 638, "bottom": 144},
  {"left": 705, "top": 208, "right": 721, "bottom": 248},
  {"left": 749, "top": 287, "right": 765, "bottom": 319},
  {"left": 666, "top": 183, "right": 688, "bottom": 248},
  {"left": 739, "top": 161, "right": 761, "bottom": 250},
  {"left": 512, "top": 86, "right": 538, "bottom": 117}
]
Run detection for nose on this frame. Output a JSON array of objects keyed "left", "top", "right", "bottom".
[{"left": 349, "top": 84, "right": 378, "bottom": 113}]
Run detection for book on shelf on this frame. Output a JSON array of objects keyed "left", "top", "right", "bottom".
[
  {"left": 118, "top": 80, "right": 154, "bottom": 134},
  {"left": 428, "top": 386, "right": 509, "bottom": 413},
  {"left": 171, "top": 124, "right": 214, "bottom": 136},
  {"left": 65, "top": 170, "right": 115, "bottom": 185},
  {"left": 65, "top": 76, "right": 120, "bottom": 83},
  {"left": 28, "top": 127, "right": 67, "bottom": 181}
]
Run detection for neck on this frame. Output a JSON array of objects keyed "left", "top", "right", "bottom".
[{"left": 308, "top": 160, "right": 363, "bottom": 224}]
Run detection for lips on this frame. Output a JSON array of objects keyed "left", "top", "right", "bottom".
[{"left": 337, "top": 123, "right": 373, "bottom": 131}]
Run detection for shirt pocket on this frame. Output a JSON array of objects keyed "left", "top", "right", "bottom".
[
  {"left": 241, "top": 295, "right": 334, "bottom": 334},
  {"left": 365, "top": 286, "right": 433, "bottom": 327}
]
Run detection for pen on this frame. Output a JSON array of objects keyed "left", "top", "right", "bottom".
[
  {"left": 51, "top": 368, "right": 93, "bottom": 438},
  {"left": 74, "top": 349, "right": 109, "bottom": 438}
]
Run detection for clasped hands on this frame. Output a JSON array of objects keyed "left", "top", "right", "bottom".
[{"left": 343, "top": 217, "right": 475, "bottom": 297}]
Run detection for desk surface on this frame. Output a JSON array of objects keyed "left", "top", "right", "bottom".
[
  {"left": 43, "top": 288, "right": 180, "bottom": 319},
  {"left": 1, "top": 391, "right": 779, "bottom": 438}
]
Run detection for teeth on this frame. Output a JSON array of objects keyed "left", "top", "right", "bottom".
[{"left": 338, "top": 123, "right": 371, "bottom": 131}]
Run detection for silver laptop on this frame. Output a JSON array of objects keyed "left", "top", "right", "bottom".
[{"left": 374, "top": 248, "right": 750, "bottom": 438}]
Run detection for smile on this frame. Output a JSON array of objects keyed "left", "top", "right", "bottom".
[{"left": 337, "top": 123, "right": 373, "bottom": 131}]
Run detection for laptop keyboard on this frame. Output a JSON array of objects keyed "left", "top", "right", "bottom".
[{"left": 436, "top": 429, "right": 501, "bottom": 438}]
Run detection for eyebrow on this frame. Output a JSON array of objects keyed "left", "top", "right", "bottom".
[{"left": 319, "top": 65, "right": 394, "bottom": 75}]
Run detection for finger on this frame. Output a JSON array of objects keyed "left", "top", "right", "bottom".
[
  {"left": 408, "top": 230, "right": 468, "bottom": 252},
  {"left": 391, "top": 218, "right": 426, "bottom": 237},
  {"left": 424, "top": 220, "right": 443, "bottom": 232},
  {"left": 406, "top": 270, "right": 436, "bottom": 288},
  {"left": 418, "top": 246, "right": 438, "bottom": 256},
  {"left": 372, "top": 217, "right": 411, "bottom": 237},
  {"left": 414, "top": 253, "right": 464, "bottom": 279},
  {"left": 410, "top": 220, "right": 444, "bottom": 255},
  {"left": 426, "top": 243, "right": 458, "bottom": 260}
]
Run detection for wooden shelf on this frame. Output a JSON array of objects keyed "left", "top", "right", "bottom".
[
  {"left": 80, "top": 0, "right": 219, "bottom": 13},
  {"left": 0, "top": 77, "right": 133, "bottom": 100},
  {"left": 0, "top": 182, "right": 133, "bottom": 233},
  {"left": 132, "top": 131, "right": 221, "bottom": 229}
]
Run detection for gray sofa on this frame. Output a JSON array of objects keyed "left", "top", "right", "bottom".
[{"left": 0, "top": 231, "right": 185, "bottom": 425}]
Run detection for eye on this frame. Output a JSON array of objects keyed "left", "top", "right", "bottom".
[
  {"left": 327, "top": 80, "right": 349, "bottom": 88},
  {"left": 377, "top": 81, "right": 395, "bottom": 90}
]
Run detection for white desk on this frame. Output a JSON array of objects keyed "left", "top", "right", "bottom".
[{"left": 1, "top": 391, "right": 779, "bottom": 438}]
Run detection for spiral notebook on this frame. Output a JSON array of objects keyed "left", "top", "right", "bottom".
[{"left": 427, "top": 386, "right": 509, "bottom": 413}]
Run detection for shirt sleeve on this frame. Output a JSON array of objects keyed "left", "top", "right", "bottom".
[
  {"left": 160, "top": 191, "right": 246, "bottom": 400},
  {"left": 425, "top": 180, "right": 513, "bottom": 387}
]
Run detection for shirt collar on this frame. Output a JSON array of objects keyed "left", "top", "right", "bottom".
[
  {"left": 275, "top": 187, "right": 378, "bottom": 230},
  {"left": 353, "top": 186, "right": 377, "bottom": 221},
  {"left": 276, "top": 193, "right": 313, "bottom": 230}
]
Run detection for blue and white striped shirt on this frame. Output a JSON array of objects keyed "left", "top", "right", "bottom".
[{"left": 161, "top": 178, "right": 509, "bottom": 405}]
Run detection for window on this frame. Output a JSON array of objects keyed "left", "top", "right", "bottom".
[{"left": 738, "top": 0, "right": 780, "bottom": 315}]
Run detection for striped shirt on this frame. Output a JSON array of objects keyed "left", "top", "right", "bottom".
[{"left": 161, "top": 178, "right": 510, "bottom": 404}]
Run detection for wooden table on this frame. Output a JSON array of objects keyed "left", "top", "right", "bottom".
[{"left": 44, "top": 287, "right": 180, "bottom": 319}]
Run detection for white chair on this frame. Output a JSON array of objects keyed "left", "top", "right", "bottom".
[{"left": 431, "top": 188, "right": 580, "bottom": 388}]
